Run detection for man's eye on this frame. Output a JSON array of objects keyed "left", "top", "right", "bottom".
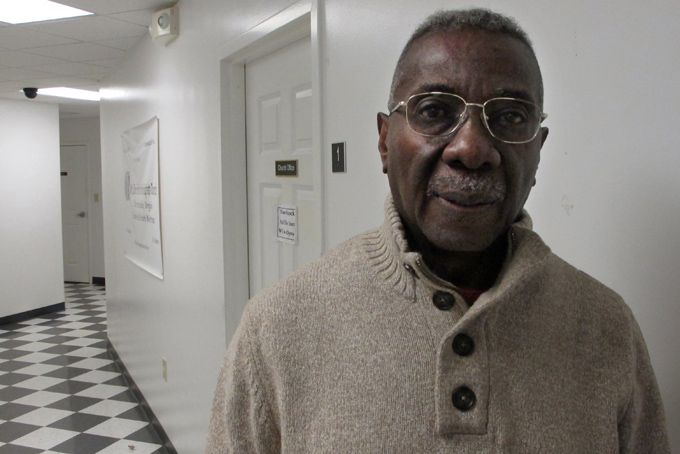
[
  {"left": 492, "top": 109, "right": 528, "bottom": 125},
  {"left": 416, "top": 101, "right": 452, "bottom": 120}
]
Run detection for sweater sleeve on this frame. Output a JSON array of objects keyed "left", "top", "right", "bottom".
[
  {"left": 618, "top": 314, "right": 670, "bottom": 454},
  {"left": 205, "top": 312, "right": 281, "bottom": 454}
]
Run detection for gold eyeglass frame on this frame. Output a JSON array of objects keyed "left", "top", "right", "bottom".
[{"left": 389, "top": 91, "right": 548, "bottom": 144}]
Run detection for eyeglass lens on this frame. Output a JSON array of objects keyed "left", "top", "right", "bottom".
[{"left": 406, "top": 93, "right": 542, "bottom": 143}]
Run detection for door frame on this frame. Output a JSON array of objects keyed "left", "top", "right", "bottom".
[
  {"left": 218, "top": 0, "right": 324, "bottom": 345},
  {"left": 60, "top": 142, "right": 91, "bottom": 283}
]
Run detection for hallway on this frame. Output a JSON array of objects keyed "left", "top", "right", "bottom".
[{"left": 0, "top": 284, "right": 167, "bottom": 454}]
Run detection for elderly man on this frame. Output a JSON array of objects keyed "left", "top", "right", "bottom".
[{"left": 207, "top": 8, "right": 669, "bottom": 453}]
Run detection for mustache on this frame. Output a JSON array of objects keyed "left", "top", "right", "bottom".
[{"left": 426, "top": 174, "right": 506, "bottom": 199}]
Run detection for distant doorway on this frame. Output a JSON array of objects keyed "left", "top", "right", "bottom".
[{"left": 60, "top": 144, "right": 89, "bottom": 283}]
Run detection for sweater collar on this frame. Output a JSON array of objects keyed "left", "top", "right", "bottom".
[{"left": 363, "top": 195, "right": 549, "bottom": 297}]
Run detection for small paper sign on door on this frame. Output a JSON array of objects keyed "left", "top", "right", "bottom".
[{"left": 277, "top": 205, "right": 297, "bottom": 244}]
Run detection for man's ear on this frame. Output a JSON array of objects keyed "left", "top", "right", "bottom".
[
  {"left": 539, "top": 126, "right": 549, "bottom": 148},
  {"left": 532, "top": 127, "right": 548, "bottom": 187},
  {"left": 377, "top": 112, "right": 390, "bottom": 174}
]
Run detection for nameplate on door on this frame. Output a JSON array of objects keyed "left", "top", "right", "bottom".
[{"left": 275, "top": 160, "right": 298, "bottom": 177}]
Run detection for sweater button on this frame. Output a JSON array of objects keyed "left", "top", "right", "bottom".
[
  {"left": 432, "top": 291, "right": 455, "bottom": 310},
  {"left": 452, "top": 386, "right": 476, "bottom": 411},
  {"left": 452, "top": 334, "right": 475, "bottom": 356}
]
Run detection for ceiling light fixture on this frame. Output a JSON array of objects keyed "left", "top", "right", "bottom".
[
  {"left": 37, "top": 87, "right": 101, "bottom": 101},
  {"left": 0, "top": 0, "right": 93, "bottom": 24}
]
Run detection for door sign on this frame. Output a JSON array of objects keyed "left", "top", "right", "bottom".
[{"left": 277, "top": 205, "right": 297, "bottom": 244}]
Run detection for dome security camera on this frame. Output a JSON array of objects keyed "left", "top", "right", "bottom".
[{"left": 23, "top": 87, "right": 38, "bottom": 99}]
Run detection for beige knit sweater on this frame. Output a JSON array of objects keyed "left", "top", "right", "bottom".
[{"left": 206, "top": 199, "right": 669, "bottom": 453}]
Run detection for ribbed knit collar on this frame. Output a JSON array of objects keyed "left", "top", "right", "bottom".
[{"left": 362, "top": 195, "right": 539, "bottom": 298}]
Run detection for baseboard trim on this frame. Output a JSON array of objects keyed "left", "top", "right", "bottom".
[
  {"left": 107, "top": 339, "right": 178, "bottom": 454},
  {"left": 0, "top": 302, "right": 65, "bottom": 326},
  {"left": 92, "top": 277, "right": 106, "bottom": 286}
]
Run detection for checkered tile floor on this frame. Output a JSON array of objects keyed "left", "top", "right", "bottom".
[{"left": 0, "top": 284, "right": 167, "bottom": 454}]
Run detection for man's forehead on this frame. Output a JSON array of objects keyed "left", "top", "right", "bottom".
[{"left": 397, "top": 29, "right": 542, "bottom": 101}]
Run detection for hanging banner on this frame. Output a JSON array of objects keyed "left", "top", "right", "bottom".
[{"left": 122, "top": 117, "right": 163, "bottom": 279}]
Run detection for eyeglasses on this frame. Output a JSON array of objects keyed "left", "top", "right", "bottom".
[{"left": 389, "top": 92, "right": 547, "bottom": 144}]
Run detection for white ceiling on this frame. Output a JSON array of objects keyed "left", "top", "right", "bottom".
[{"left": 0, "top": 0, "right": 174, "bottom": 118}]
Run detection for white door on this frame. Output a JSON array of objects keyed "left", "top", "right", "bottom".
[
  {"left": 246, "top": 36, "right": 321, "bottom": 296},
  {"left": 60, "top": 145, "right": 89, "bottom": 283}
]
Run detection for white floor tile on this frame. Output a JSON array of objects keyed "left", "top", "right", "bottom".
[
  {"left": 13, "top": 375, "right": 64, "bottom": 391},
  {"left": 14, "top": 363, "right": 62, "bottom": 376},
  {"left": 67, "top": 347, "right": 106, "bottom": 358},
  {"left": 64, "top": 329, "right": 100, "bottom": 338},
  {"left": 11, "top": 426, "right": 79, "bottom": 450},
  {"left": 13, "top": 407, "right": 74, "bottom": 426},
  {"left": 76, "top": 383, "right": 128, "bottom": 399},
  {"left": 19, "top": 318, "right": 54, "bottom": 326},
  {"left": 56, "top": 314, "right": 88, "bottom": 321},
  {"left": 12, "top": 333, "right": 53, "bottom": 343},
  {"left": 57, "top": 322, "right": 94, "bottom": 330},
  {"left": 69, "top": 357, "right": 113, "bottom": 370},
  {"left": 13, "top": 341, "right": 55, "bottom": 352},
  {"left": 85, "top": 418, "right": 148, "bottom": 439},
  {"left": 14, "top": 325, "right": 53, "bottom": 333},
  {"left": 14, "top": 391, "right": 67, "bottom": 407},
  {"left": 62, "top": 337, "right": 102, "bottom": 347},
  {"left": 12, "top": 351, "right": 59, "bottom": 364},
  {"left": 95, "top": 439, "right": 162, "bottom": 454},
  {"left": 73, "top": 370, "right": 120, "bottom": 384},
  {"left": 80, "top": 399, "right": 137, "bottom": 417}
]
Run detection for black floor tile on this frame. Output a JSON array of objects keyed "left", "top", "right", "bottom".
[
  {"left": 116, "top": 406, "right": 147, "bottom": 421},
  {"left": 108, "top": 390, "right": 137, "bottom": 403},
  {"left": 0, "top": 402, "right": 39, "bottom": 421},
  {"left": 39, "top": 344, "right": 83, "bottom": 355},
  {"left": 43, "top": 366, "right": 90, "bottom": 380},
  {"left": 0, "top": 332, "right": 30, "bottom": 340},
  {"left": 48, "top": 412, "right": 109, "bottom": 432},
  {"left": 42, "top": 355, "right": 86, "bottom": 366},
  {"left": 50, "top": 433, "right": 117, "bottom": 454},
  {"left": 102, "top": 375, "right": 127, "bottom": 387},
  {"left": 0, "top": 444, "right": 44, "bottom": 454},
  {"left": 83, "top": 325, "right": 107, "bottom": 332},
  {"left": 34, "top": 313, "right": 68, "bottom": 320},
  {"left": 47, "top": 395, "right": 102, "bottom": 412},
  {"left": 44, "top": 380, "right": 97, "bottom": 395},
  {"left": 0, "top": 350, "right": 33, "bottom": 361},
  {"left": 0, "top": 386, "right": 35, "bottom": 403},
  {"left": 0, "top": 421, "right": 41, "bottom": 442},
  {"left": 126, "top": 425, "right": 163, "bottom": 444},
  {"left": 39, "top": 335, "right": 80, "bottom": 345},
  {"left": 77, "top": 317, "right": 107, "bottom": 324},
  {"left": 38, "top": 328, "right": 75, "bottom": 336},
  {"left": 95, "top": 363, "right": 120, "bottom": 373},
  {"left": 36, "top": 320, "right": 70, "bottom": 327},
  {"left": 0, "top": 340, "right": 30, "bottom": 349},
  {"left": 0, "top": 373, "right": 33, "bottom": 386}
]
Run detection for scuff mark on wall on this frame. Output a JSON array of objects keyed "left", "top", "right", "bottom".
[{"left": 561, "top": 194, "right": 575, "bottom": 215}]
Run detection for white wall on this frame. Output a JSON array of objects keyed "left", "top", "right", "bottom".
[
  {"left": 0, "top": 100, "right": 63, "bottom": 318},
  {"left": 100, "top": 1, "right": 302, "bottom": 451},
  {"left": 100, "top": 0, "right": 680, "bottom": 451},
  {"left": 60, "top": 117, "right": 105, "bottom": 280}
]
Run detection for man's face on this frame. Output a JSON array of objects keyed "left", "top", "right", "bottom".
[{"left": 378, "top": 29, "right": 548, "bottom": 253}]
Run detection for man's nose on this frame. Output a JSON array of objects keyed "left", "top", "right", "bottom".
[{"left": 441, "top": 110, "right": 501, "bottom": 169}]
